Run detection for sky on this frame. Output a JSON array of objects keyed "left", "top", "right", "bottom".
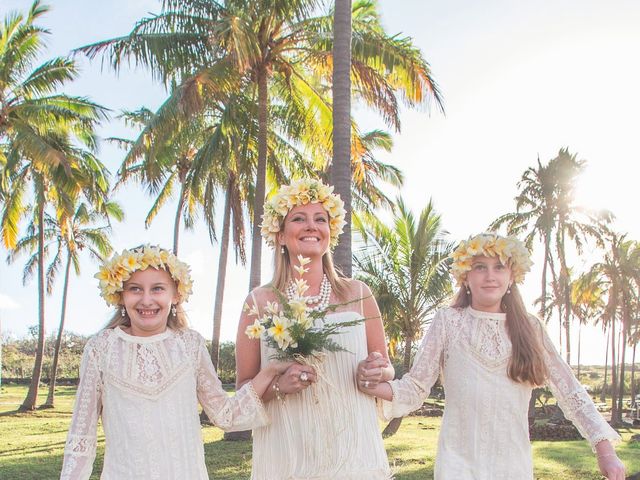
[{"left": 1, "top": 0, "right": 639, "bottom": 366}]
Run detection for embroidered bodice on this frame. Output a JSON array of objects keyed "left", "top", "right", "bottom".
[
  {"left": 382, "top": 306, "right": 620, "bottom": 480},
  {"left": 61, "top": 327, "right": 267, "bottom": 480}
]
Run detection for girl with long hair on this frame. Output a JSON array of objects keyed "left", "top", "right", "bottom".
[
  {"left": 359, "top": 233, "right": 625, "bottom": 480},
  {"left": 61, "top": 245, "right": 289, "bottom": 480},
  {"left": 235, "top": 178, "right": 394, "bottom": 479}
]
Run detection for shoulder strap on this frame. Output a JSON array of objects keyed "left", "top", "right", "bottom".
[
  {"left": 359, "top": 282, "right": 365, "bottom": 316},
  {"left": 250, "top": 290, "right": 261, "bottom": 317}
]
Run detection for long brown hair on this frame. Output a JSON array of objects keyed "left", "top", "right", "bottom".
[{"left": 451, "top": 284, "right": 549, "bottom": 385}]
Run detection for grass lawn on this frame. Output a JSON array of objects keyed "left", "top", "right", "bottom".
[{"left": 1, "top": 384, "right": 638, "bottom": 479}]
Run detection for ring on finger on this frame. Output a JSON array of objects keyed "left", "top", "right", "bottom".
[
  {"left": 299, "top": 371, "right": 309, "bottom": 382},
  {"left": 363, "top": 380, "right": 370, "bottom": 388}
]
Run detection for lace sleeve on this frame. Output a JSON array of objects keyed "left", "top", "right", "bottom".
[
  {"left": 379, "top": 309, "right": 446, "bottom": 420},
  {"left": 541, "top": 324, "right": 621, "bottom": 451},
  {"left": 60, "top": 335, "right": 103, "bottom": 480},
  {"left": 196, "top": 337, "right": 268, "bottom": 432}
]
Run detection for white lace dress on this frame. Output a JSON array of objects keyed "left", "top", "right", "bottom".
[
  {"left": 60, "top": 327, "right": 267, "bottom": 480},
  {"left": 251, "top": 311, "right": 392, "bottom": 480},
  {"left": 381, "top": 306, "right": 621, "bottom": 480}
]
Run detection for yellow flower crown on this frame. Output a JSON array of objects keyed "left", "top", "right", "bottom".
[
  {"left": 95, "top": 245, "right": 193, "bottom": 306},
  {"left": 450, "top": 233, "right": 532, "bottom": 286},
  {"left": 261, "top": 178, "right": 347, "bottom": 249}
]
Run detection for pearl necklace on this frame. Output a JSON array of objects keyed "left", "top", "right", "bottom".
[{"left": 285, "top": 274, "right": 332, "bottom": 312}]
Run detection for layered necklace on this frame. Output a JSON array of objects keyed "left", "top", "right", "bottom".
[{"left": 285, "top": 273, "right": 332, "bottom": 312}]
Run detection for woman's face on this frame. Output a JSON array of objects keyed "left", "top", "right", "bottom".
[
  {"left": 278, "top": 203, "right": 330, "bottom": 259},
  {"left": 121, "top": 267, "right": 178, "bottom": 336},
  {"left": 465, "top": 255, "right": 513, "bottom": 313}
]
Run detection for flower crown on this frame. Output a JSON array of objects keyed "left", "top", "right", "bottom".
[
  {"left": 450, "top": 233, "right": 532, "bottom": 286},
  {"left": 95, "top": 245, "right": 193, "bottom": 306},
  {"left": 260, "top": 178, "right": 347, "bottom": 249}
]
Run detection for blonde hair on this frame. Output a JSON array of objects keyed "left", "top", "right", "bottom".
[
  {"left": 271, "top": 240, "right": 350, "bottom": 301},
  {"left": 451, "top": 284, "right": 549, "bottom": 385}
]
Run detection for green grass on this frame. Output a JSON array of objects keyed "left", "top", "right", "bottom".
[{"left": 1, "top": 385, "right": 638, "bottom": 479}]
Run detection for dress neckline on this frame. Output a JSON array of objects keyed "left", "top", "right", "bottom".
[
  {"left": 467, "top": 306, "right": 506, "bottom": 321},
  {"left": 114, "top": 325, "right": 172, "bottom": 343}
]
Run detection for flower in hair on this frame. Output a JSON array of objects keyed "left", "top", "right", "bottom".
[
  {"left": 450, "top": 233, "right": 532, "bottom": 286},
  {"left": 260, "top": 178, "right": 347, "bottom": 249},
  {"left": 95, "top": 245, "right": 193, "bottom": 306}
]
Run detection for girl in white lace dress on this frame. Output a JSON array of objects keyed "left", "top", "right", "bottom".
[
  {"left": 60, "top": 245, "right": 290, "bottom": 480},
  {"left": 359, "top": 233, "right": 625, "bottom": 480},
  {"left": 235, "top": 179, "right": 394, "bottom": 479}
]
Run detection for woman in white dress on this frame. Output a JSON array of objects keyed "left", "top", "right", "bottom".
[
  {"left": 359, "top": 233, "right": 625, "bottom": 480},
  {"left": 61, "top": 245, "right": 289, "bottom": 480},
  {"left": 236, "top": 178, "right": 394, "bottom": 479}
]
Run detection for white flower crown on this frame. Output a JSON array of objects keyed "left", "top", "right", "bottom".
[
  {"left": 260, "top": 178, "right": 347, "bottom": 249},
  {"left": 450, "top": 233, "right": 532, "bottom": 286},
  {"left": 95, "top": 245, "right": 193, "bottom": 306}
]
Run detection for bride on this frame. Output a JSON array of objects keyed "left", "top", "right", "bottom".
[{"left": 235, "top": 178, "right": 394, "bottom": 479}]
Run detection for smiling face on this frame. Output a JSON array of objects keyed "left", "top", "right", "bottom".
[
  {"left": 277, "top": 203, "right": 330, "bottom": 259},
  {"left": 465, "top": 255, "right": 513, "bottom": 313},
  {"left": 120, "top": 267, "right": 179, "bottom": 336}
]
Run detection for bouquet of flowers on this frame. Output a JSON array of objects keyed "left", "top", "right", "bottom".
[{"left": 244, "top": 255, "right": 365, "bottom": 360}]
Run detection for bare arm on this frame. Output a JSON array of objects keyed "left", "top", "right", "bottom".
[{"left": 235, "top": 289, "right": 316, "bottom": 403}]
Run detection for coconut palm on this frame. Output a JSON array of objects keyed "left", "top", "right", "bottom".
[
  {"left": 8, "top": 201, "right": 123, "bottom": 407},
  {"left": 78, "top": 0, "right": 443, "bottom": 289},
  {"left": 490, "top": 158, "right": 556, "bottom": 322},
  {"left": 570, "top": 270, "right": 605, "bottom": 380},
  {"left": 354, "top": 197, "right": 452, "bottom": 436},
  {"left": 591, "top": 231, "right": 640, "bottom": 423},
  {"left": 491, "top": 148, "right": 607, "bottom": 364},
  {"left": 0, "top": 1, "right": 109, "bottom": 411}
]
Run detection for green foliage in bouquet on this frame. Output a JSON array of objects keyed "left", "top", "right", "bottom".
[{"left": 244, "top": 256, "right": 368, "bottom": 360}]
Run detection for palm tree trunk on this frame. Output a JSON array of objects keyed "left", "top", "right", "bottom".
[
  {"left": 20, "top": 199, "right": 46, "bottom": 411},
  {"left": 540, "top": 234, "right": 550, "bottom": 320},
  {"left": 330, "top": 0, "right": 353, "bottom": 277},
  {"left": 249, "top": 67, "right": 268, "bottom": 290},
  {"left": 382, "top": 335, "right": 411, "bottom": 437},
  {"left": 211, "top": 184, "right": 232, "bottom": 369},
  {"left": 577, "top": 322, "right": 581, "bottom": 381},
  {"left": 617, "top": 314, "right": 628, "bottom": 418},
  {"left": 630, "top": 341, "right": 637, "bottom": 407},
  {"left": 602, "top": 327, "right": 609, "bottom": 403},
  {"left": 610, "top": 315, "right": 619, "bottom": 423},
  {"left": 42, "top": 252, "right": 72, "bottom": 408},
  {"left": 173, "top": 182, "right": 186, "bottom": 255}
]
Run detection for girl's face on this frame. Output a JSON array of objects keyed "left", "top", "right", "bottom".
[
  {"left": 278, "top": 203, "right": 330, "bottom": 259},
  {"left": 465, "top": 255, "right": 513, "bottom": 313},
  {"left": 121, "top": 268, "right": 178, "bottom": 336}
]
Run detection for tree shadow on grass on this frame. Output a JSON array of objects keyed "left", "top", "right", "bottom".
[{"left": 0, "top": 449, "right": 104, "bottom": 480}]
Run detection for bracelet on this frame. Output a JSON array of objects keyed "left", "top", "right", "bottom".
[
  {"left": 272, "top": 375, "right": 285, "bottom": 402},
  {"left": 596, "top": 453, "right": 616, "bottom": 459}
]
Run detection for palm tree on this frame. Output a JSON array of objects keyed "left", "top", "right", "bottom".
[
  {"left": 8, "top": 201, "right": 123, "bottom": 407},
  {"left": 0, "top": 1, "right": 109, "bottom": 411},
  {"left": 570, "top": 270, "right": 605, "bottom": 380},
  {"left": 354, "top": 197, "right": 452, "bottom": 436},
  {"left": 591, "top": 230, "right": 640, "bottom": 423},
  {"left": 490, "top": 158, "right": 556, "bottom": 323},
  {"left": 491, "top": 148, "right": 606, "bottom": 364},
  {"left": 110, "top": 105, "right": 214, "bottom": 255},
  {"left": 78, "top": 0, "right": 443, "bottom": 290}
]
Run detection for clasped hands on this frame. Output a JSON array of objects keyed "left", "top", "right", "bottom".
[{"left": 356, "top": 352, "right": 389, "bottom": 391}]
